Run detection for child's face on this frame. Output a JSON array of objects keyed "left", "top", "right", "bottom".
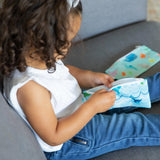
[
  {"left": 54, "top": 13, "right": 81, "bottom": 60},
  {"left": 67, "top": 13, "right": 82, "bottom": 41}
]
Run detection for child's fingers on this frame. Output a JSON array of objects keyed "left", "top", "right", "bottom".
[
  {"left": 105, "top": 74, "right": 114, "bottom": 82},
  {"left": 109, "top": 90, "right": 116, "bottom": 98},
  {"left": 108, "top": 76, "right": 114, "bottom": 83},
  {"left": 103, "top": 74, "right": 114, "bottom": 88},
  {"left": 103, "top": 81, "right": 112, "bottom": 88},
  {"left": 96, "top": 89, "right": 115, "bottom": 98},
  {"left": 95, "top": 89, "right": 108, "bottom": 93},
  {"left": 103, "top": 78, "right": 113, "bottom": 88}
]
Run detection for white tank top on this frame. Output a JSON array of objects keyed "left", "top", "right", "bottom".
[{"left": 3, "top": 60, "right": 83, "bottom": 152}]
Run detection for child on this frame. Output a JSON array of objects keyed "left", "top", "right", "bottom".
[{"left": 0, "top": 0, "right": 160, "bottom": 160}]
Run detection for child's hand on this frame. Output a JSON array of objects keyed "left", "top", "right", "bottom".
[
  {"left": 87, "top": 89, "right": 116, "bottom": 113},
  {"left": 91, "top": 72, "right": 114, "bottom": 88}
]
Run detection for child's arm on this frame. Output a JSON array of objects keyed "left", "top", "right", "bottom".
[
  {"left": 66, "top": 65, "right": 114, "bottom": 89},
  {"left": 17, "top": 80, "right": 115, "bottom": 146}
]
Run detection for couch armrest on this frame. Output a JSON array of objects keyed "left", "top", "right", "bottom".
[{"left": 0, "top": 92, "right": 47, "bottom": 160}]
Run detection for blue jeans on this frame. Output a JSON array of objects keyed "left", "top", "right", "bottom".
[{"left": 44, "top": 72, "right": 160, "bottom": 160}]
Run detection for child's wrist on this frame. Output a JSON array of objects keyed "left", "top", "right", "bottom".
[
  {"left": 83, "top": 100, "right": 98, "bottom": 115},
  {"left": 88, "top": 71, "right": 98, "bottom": 88}
]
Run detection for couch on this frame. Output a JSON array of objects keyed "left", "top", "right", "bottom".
[{"left": 1, "top": 0, "right": 160, "bottom": 160}]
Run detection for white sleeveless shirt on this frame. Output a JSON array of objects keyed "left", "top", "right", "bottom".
[{"left": 3, "top": 60, "right": 83, "bottom": 152}]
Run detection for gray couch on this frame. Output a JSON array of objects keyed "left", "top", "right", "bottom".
[{"left": 1, "top": 0, "right": 160, "bottom": 160}]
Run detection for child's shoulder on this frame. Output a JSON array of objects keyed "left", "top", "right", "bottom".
[
  {"left": 17, "top": 80, "right": 51, "bottom": 108},
  {"left": 3, "top": 68, "right": 51, "bottom": 102}
]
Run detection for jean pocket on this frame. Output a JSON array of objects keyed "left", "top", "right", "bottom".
[
  {"left": 70, "top": 136, "right": 89, "bottom": 146},
  {"left": 61, "top": 136, "right": 91, "bottom": 155}
]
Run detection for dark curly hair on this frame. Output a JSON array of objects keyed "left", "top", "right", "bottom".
[{"left": 0, "top": 0, "right": 82, "bottom": 76}]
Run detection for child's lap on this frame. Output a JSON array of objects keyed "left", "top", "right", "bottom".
[{"left": 45, "top": 111, "right": 160, "bottom": 160}]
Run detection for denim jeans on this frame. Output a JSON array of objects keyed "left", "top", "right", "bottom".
[{"left": 44, "top": 72, "right": 160, "bottom": 160}]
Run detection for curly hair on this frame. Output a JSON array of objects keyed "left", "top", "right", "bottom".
[{"left": 0, "top": 0, "right": 82, "bottom": 76}]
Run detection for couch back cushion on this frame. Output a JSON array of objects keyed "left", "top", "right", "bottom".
[{"left": 77, "top": 0, "right": 147, "bottom": 40}]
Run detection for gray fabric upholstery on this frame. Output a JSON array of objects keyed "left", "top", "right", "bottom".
[
  {"left": 0, "top": 92, "right": 46, "bottom": 160},
  {"left": 65, "top": 21, "right": 160, "bottom": 160},
  {"left": 92, "top": 146, "right": 160, "bottom": 160},
  {"left": 77, "top": 0, "right": 147, "bottom": 40},
  {"left": 66, "top": 21, "right": 160, "bottom": 74}
]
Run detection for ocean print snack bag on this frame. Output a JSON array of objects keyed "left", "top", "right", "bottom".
[
  {"left": 82, "top": 78, "right": 151, "bottom": 110},
  {"left": 105, "top": 45, "right": 160, "bottom": 80}
]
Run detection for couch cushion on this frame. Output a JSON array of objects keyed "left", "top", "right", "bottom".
[
  {"left": 65, "top": 21, "right": 160, "bottom": 160},
  {"left": 92, "top": 146, "right": 160, "bottom": 160},
  {"left": 77, "top": 0, "right": 147, "bottom": 40},
  {"left": 0, "top": 92, "right": 46, "bottom": 160},
  {"left": 66, "top": 21, "right": 160, "bottom": 75}
]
